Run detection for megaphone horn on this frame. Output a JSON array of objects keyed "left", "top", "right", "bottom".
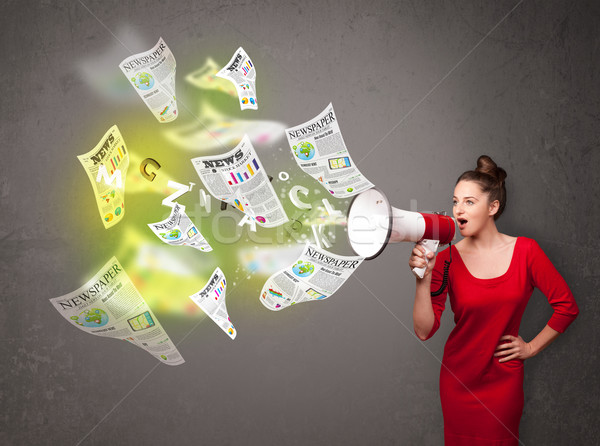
[{"left": 346, "top": 188, "right": 455, "bottom": 275}]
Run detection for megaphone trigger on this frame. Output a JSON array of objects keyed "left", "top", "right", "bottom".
[{"left": 412, "top": 239, "right": 440, "bottom": 279}]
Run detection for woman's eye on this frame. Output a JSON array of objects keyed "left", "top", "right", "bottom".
[
  {"left": 467, "top": 200, "right": 474, "bottom": 205},
  {"left": 452, "top": 201, "right": 458, "bottom": 206}
]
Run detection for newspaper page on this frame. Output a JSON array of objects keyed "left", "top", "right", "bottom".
[
  {"left": 189, "top": 268, "right": 236, "bottom": 339},
  {"left": 190, "top": 134, "right": 288, "bottom": 228},
  {"left": 260, "top": 244, "right": 364, "bottom": 311},
  {"left": 216, "top": 47, "right": 258, "bottom": 110},
  {"left": 49, "top": 257, "right": 185, "bottom": 366},
  {"left": 119, "top": 37, "right": 178, "bottom": 123},
  {"left": 77, "top": 125, "right": 129, "bottom": 229},
  {"left": 147, "top": 203, "right": 212, "bottom": 252},
  {"left": 285, "top": 103, "right": 374, "bottom": 198}
]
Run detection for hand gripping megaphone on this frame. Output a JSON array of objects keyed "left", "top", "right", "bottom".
[{"left": 346, "top": 188, "right": 455, "bottom": 278}]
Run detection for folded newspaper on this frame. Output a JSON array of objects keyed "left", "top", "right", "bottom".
[
  {"left": 119, "top": 37, "right": 178, "bottom": 123},
  {"left": 286, "top": 103, "right": 374, "bottom": 198},
  {"left": 190, "top": 134, "right": 288, "bottom": 228},
  {"left": 147, "top": 203, "right": 212, "bottom": 252},
  {"left": 77, "top": 125, "right": 129, "bottom": 229},
  {"left": 216, "top": 47, "right": 257, "bottom": 110},
  {"left": 189, "top": 267, "right": 237, "bottom": 339},
  {"left": 260, "top": 244, "right": 364, "bottom": 311},
  {"left": 49, "top": 257, "right": 185, "bottom": 366}
]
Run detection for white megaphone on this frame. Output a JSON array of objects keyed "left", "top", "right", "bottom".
[{"left": 346, "top": 188, "right": 456, "bottom": 278}]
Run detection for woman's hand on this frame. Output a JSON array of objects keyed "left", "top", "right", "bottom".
[
  {"left": 408, "top": 244, "right": 436, "bottom": 279},
  {"left": 494, "top": 335, "right": 535, "bottom": 362}
]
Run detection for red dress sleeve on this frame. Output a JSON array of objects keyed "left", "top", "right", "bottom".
[
  {"left": 421, "top": 247, "right": 450, "bottom": 340},
  {"left": 527, "top": 239, "right": 579, "bottom": 332}
]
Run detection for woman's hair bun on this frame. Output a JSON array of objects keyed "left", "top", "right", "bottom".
[
  {"left": 475, "top": 155, "right": 507, "bottom": 183},
  {"left": 456, "top": 155, "right": 508, "bottom": 220}
]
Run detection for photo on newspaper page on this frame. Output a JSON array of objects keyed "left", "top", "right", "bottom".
[
  {"left": 49, "top": 257, "right": 185, "bottom": 366},
  {"left": 285, "top": 103, "right": 374, "bottom": 198},
  {"left": 147, "top": 203, "right": 212, "bottom": 252},
  {"left": 119, "top": 37, "right": 178, "bottom": 123},
  {"left": 216, "top": 47, "right": 258, "bottom": 110},
  {"left": 77, "top": 125, "right": 129, "bottom": 229},
  {"left": 189, "top": 267, "right": 236, "bottom": 339},
  {"left": 260, "top": 244, "right": 364, "bottom": 311},
  {"left": 190, "top": 134, "right": 288, "bottom": 228}
]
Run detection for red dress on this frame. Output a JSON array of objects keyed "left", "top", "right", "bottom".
[{"left": 425, "top": 237, "right": 578, "bottom": 445}]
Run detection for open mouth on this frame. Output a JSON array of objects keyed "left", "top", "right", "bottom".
[{"left": 457, "top": 218, "right": 468, "bottom": 228}]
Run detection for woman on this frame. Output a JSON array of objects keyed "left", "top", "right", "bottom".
[{"left": 409, "top": 155, "right": 579, "bottom": 445}]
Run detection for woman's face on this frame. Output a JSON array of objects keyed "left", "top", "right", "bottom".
[{"left": 453, "top": 180, "right": 498, "bottom": 236}]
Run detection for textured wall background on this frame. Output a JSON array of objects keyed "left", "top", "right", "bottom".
[{"left": 1, "top": 0, "right": 599, "bottom": 445}]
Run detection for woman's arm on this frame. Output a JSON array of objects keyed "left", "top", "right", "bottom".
[
  {"left": 410, "top": 246, "right": 437, "bottom": 340},
  {"left": 494, "top": 325, "right": 560, "bottom": 361}
]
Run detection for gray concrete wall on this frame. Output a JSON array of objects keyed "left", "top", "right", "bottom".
[{"left": 1, "top": 0, "right": 598, "bottom": 444}]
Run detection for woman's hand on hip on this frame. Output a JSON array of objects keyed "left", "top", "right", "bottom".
[{"left": 494, "top": 335, "right": 534, "bottom": 362}]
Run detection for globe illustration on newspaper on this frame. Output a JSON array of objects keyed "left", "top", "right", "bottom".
[
  {"left": 71, "top": 308, "right": 109, "bottom": 328},
  {"left": 293, "top": 142, "right": 315, "bottom": 161},
  {"left": 131, "top": 72, "right": 155, "bottom": 90},
  {"left": 292, "top": 261, "right": 315, "bottom": 277},
  {"left": 160, "top": 229, "right": 182, "bottom": 240}
]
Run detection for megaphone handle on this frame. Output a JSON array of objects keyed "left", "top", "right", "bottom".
[{"left": 412, "top": 239, "right": 440, "bottom": 279}]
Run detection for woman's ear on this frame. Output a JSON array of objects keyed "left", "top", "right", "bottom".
[{"left": 488, "top": 200, "right": 500, "bottom": 217}]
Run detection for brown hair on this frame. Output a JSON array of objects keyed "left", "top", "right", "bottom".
[{"left": 456, "top": 155, "right": 507, "bottom": 220}]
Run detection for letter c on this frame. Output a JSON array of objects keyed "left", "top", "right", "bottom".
[
  {"left": 289, "top": 185, "right": 312, "bottom": 210},
  {"left": 140, "top": 158, "right": 161, "bottom": 182}
]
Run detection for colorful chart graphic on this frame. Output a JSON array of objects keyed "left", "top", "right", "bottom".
[
  {"left": 228, "top": 327, "right": 235, "bottom": 335},
  {"left": 101, "top": 189, "right": 116, "bottom": 203},
  {"left": 187, "top": 226, "right": 198, "bottom": 238},
  {"left": 227, "top": 158, "right": 260, "bottom": 185},
  {"left": 160, "top": 105, "right": 170, "bottom": 116},
  {"left": 256, "top": 216, "right": 266, "bottom": 223},
  {"left": 127, "top": 311, "right": 155, "bottom": 331},
  {"left": 241, "top": 59, "right": 253, "bottom": 75},
  {"left": 71, "top": 308, "right": 109, "bottom": 328},
  {"left": 131, "top": 72, "right": 155, "bottom": 90},
  {"left": 250, "top": 98, "right": 256, "bottom": 105},
  {"left": 241, "top": 97, "right": 249, "bottom": 105},
  {"left": 240, "top": 83, "right": 250, "bottom": 90},
  {"left": 306, "top": 288, "right": 326, "bottom": 300},
  {"left": 293, "top": 142, "right": 315, "bottom": 161},
  {"left": 268, "top": 288, "right": 283, "bottom": 299},
  {"left": 292, "top": 261, "right": 315, "bottom": 278},
  {"left": 328, "top": 156, "right": 351, "bottom": 169},
  {"left": 108, "top": 146, "right": 126, "bottom": 175},
  {"left": 234, "top": 199, "right": 244, "bottom": 211},
  {"left": 115, "top": 206, "right": 122, "bottom": 216},
  {"left": 214, "top": 279, "right": 226, "bottom": 300},
  {"left": 104, "top": 213, "right": 113, "bottom": 222},
  {"left": 160, "top": 229, "right": 182, "bottom": 240}
]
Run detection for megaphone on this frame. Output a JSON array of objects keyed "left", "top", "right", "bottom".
[{"left": 346, "top": 188, "right": 455, "bottom": 278}]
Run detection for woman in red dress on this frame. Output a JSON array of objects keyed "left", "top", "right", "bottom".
[{"left": 409, "top": 155, "right": 579, "bottom": 445}]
